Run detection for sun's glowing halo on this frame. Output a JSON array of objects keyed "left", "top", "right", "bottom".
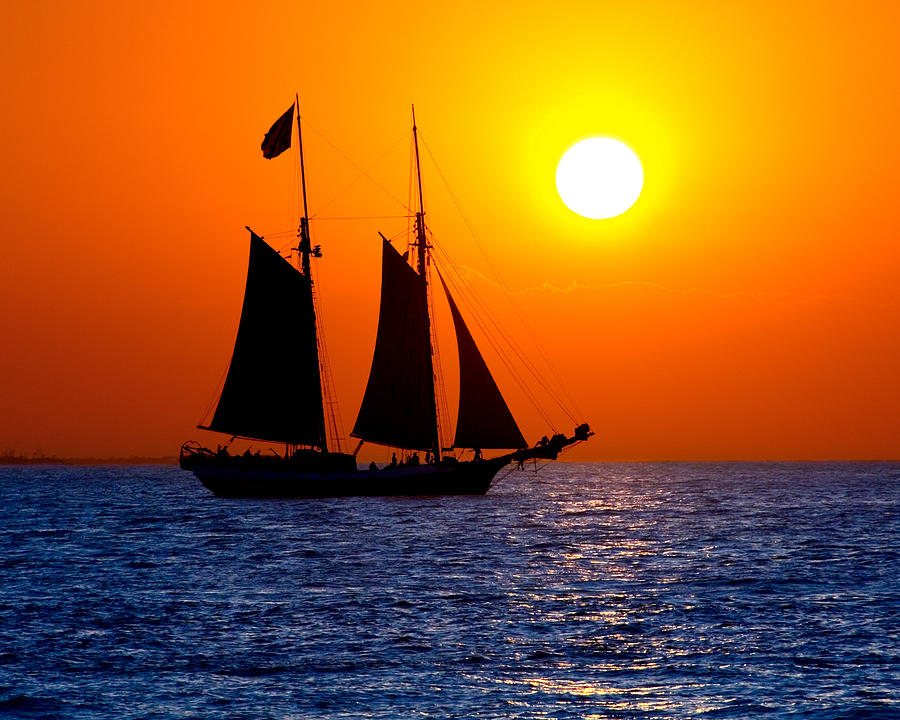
[{"left": 556, "top": 137, "right": 643, "bottom": 219}]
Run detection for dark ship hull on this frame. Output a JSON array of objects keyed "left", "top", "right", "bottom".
[{"left": 180, "top": 446, "right": 506, "bottom": 498}]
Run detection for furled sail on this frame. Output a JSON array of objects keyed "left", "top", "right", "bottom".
[
  {"left": 207, "top": 230, "right": 326, "bottom": 446},
  {"left": 351, "top": 239, "right": 439, "bottom": 451},
  {"left": 439, "top": 275, "right": 527, "bottom": 449}
]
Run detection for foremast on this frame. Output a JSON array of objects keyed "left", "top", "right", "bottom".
[
  {"left": 205, "top": 97, "right": 331, "bottom": 452},
  {"left": 411, "top": 106, "right": 442, "bottom": 464},
  {"left": 293, "top": 94, "right": 329, "bottom": 454}
]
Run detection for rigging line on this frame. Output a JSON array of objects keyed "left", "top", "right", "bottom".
[
  {"left": 407, "top": 138, "right": 415, "bottom": 253},
  {"left": 421, "top": 137, "right": 580, "bottom": 425},
  {"left": 433, "top": 243, "right": 571, "bottom": 426},
  {"left": 431, "top": 242, "right": 566, "bottom": 429},
  {"left": 197, "top": 361, "right": 230, "bottom": 430},
  {"left": 529, "top": 458, "right": 556, "bottom": 476},
  {"left": 258, "top": 231, "right": 293, "bottom": 241},
  {"left": 311, "top": 215, "right": 415, "bottom": 220},
  {"left": 300, "top": 118, "right": 413, "bottom": 214},
  {"left": 432, "top": 249, "right": 557, "bottom": 431},
  {"left": 259, "top": 219, "right": 414, "bottom": 243},
  {"left": 447, "top": 285, "right": 565, "bottom": 431},
  {"left": 418, "top": 132, "right": 583, "bottom": 423},
  {"left": 311, "top": 260, "right": 346, "bottom": 452},
  {"left": 288, "top": 129, "right": 298, "bottom": 250},
  {"left": 309, "top": 130, "right": 412, "bottom": 219},
  {"left": 425, "top": 261, "right": 452, "bottom": 452},
  {"left": 494, "top": 466, "right": 518, "bottom": 484},
  {"left": 383, "top": 226, "right": 408, "bottom": 243},
  {"left": 274, "top": 239, "right": 296, "bottom": 256},
  {"left": 434, "top": 257, "right": 557, "bottom": 433},
  {"left": 432, "top": 238, "right": 573, "bottom": 431}
]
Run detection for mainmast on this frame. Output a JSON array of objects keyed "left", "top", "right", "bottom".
[
  {"left": 412, "top": 106, "right": 441, "bottom": 463},
  {"left": 295, "top": 94, "right": 328, "bottom": 453}
]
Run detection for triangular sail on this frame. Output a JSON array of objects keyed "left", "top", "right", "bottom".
[
  {"left": 208, "top": 231, "right": 326, "bottom": 446},
  {"left": 351, "top": 239, "right": 439, "bottom": 451},
  {"left": 439, "top": 275, "right": 527, "bottom": 449}
]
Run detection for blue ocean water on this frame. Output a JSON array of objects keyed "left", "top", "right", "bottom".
[{"left": 0, "top": 463, "right": 898, "bottom": 719}]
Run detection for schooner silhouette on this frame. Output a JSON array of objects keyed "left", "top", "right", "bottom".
[{"left": 180, "top": 98, "right": 592, "bottom": 497}]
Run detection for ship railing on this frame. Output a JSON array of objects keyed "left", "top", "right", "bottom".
[{"left": 179, "top": 440, "right": 215, "bottom": 461}]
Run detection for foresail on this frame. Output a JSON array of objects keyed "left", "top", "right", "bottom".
[
  {"left": 351, "top": 239, "right": 439, "bottom": 451},
  {"left": 439, "top": 275, "right": 527, "bottom": 449},
  {"left": 208, "top": 231, "right": 326, "bottom": 446}
]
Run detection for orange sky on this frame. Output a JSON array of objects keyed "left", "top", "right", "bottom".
[{"left": 1, "top": 1, "right": 898, "bottom": 460}]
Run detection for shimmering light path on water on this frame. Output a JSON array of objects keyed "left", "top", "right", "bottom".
[{"left": 1, "top": 463, "right": 898, "bottom": 719}]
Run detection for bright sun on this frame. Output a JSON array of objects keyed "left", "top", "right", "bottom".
[{"left": 556, "top": 138, "right": 643, "bottom": 219}]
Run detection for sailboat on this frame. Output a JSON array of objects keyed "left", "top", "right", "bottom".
[{"left": 180, "top": 98, "right": 593, "bottom": 497}]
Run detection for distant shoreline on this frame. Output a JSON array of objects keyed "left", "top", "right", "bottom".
[
  {"left": 1, "top": 456, "right": 897, "bottom": 466},
  {"left": 0, "top": 455, "right": 177, "bottom": 466}
]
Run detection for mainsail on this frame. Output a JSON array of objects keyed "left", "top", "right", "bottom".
[
  {"left": 439, "top": 275, "right": 527, "bottom": 449},
  {"left": 207, "top": 230, "right": 326, "bottom": 446},
  {"left": 351, "top": 239, "right": 439, "bottom": 451}
]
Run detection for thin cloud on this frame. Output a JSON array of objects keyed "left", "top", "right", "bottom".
[{"left": 456, "top": 265, "right": 740, "bottom": 299}]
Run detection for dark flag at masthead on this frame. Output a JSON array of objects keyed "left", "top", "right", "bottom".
[{"left": 261, "top": 105, "right": 293, "bottom": 159}]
